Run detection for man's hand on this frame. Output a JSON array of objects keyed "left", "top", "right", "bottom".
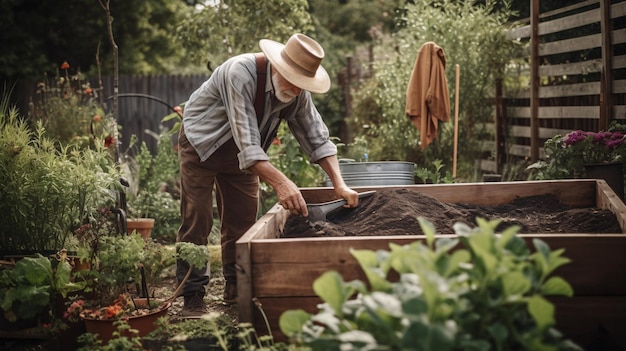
[
  {"left": 335, "top": 186, "right": 359, "bottom": 208},
  {"left": 248, "top": 160, "right": 308, "bottom": 216},
  {"left": 275, "top": 179, "right": 308, "bottom": 216}
]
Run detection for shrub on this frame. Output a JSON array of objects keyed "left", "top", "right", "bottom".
[{"left": 280, "top": 217, "right": 582, "bottom": 351}]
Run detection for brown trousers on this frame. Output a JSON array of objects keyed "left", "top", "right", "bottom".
[{"left": 176, "top": 125, "right": 259, "bottom": 297}]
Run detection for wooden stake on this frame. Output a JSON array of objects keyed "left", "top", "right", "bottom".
[{"left": 453, "top": 64, "right": 460, "bottom": 177}]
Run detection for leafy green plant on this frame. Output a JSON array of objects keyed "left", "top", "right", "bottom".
[
  {"left": 0, "top": 254, "right": 85, "bottom": 324},
  {"left": 123, "top": 132, "right": 181, "bottom": 241},
  {"left": 0, "top": 96, "right": 121, "bottom": 252},
  {"left": 415, "top": 159, "right": 455, "bottom": 184},
  {"left": 280, "top": 217, "right": 582, "bottom": 351}
]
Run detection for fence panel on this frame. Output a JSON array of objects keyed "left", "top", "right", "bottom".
[{"left": 493, "top": 0, "right": 626, "bottom": 173}]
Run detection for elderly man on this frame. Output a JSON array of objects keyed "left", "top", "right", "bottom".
[{"left": 176, "top": 33, "right": 359, "bottom": 317}]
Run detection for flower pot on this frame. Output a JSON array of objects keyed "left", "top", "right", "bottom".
[
  {"left": 126, "top": 218, "right": 155, "bottom": 239},
  {"left": 81, "top": 300, "right": 170, "bottom": 344},
  {"left": 584, "top": 162, "right": 624, "bottom": 200}
]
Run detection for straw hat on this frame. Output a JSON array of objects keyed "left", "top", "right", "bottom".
[{"left": 259, "top": 34, "right": 331, "bottom": 94}]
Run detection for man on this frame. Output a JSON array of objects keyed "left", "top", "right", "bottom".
[{"left": 176, "top": 33, "right": 360, "bottom": 317}]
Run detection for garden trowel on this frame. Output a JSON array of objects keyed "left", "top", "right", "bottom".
[{"left": 306, "top": 190, "right": 376, "bottom": 222}]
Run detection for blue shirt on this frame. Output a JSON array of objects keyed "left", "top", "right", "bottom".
[{"left": 182, "top": 53, "right": 337, "bottom": 171}]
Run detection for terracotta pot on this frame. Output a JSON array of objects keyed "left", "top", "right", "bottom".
[
  {"left": 126, "top": 218, "right": 155, "bottom": 239},
  {"left": 81, "top": 300, "right": 170, "bottom": 344}
]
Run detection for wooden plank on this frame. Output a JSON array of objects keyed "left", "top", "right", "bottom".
[
  {"left": 614, "top": 105, "right": 626, "bottom": 119},
  {"left": 539, "top": 33, "right": 601, "bottom": 57},
  {"left": 614, "top": 79, "right": 626, "bottom": 94},
  {"left": 249, "top": 234, "right": 626, "bottom": 297},
  {"left": 509, "top": 125, "right": 572, "bottom": 139},
  {"left": 505, "top": 0, "right": 601, "bottom": 39},
  {"left": 299, "top": 180, "right": 600, "bottom": 207},
  {"left": 551, "top": 296, "right": 626, "bottom": 348},
  {"left": 596, "top": 180, "right": 626, "bottom": 231},
  {"left": 536, "top": 6, "right": 599, "bottom": 37},
  {"left": 506, "top": 106, "right": 600, "bottom": 119},
  {"left": 539, "top": 81, "right": 599, "bottom": 98},
  {"left": 236, "top": 236, "right": 254, "bottom": 323},
  {"left": 539, "top": 58, "right": 602, "bottom": 76},
  {"left": 479, "top": 159, "right": 497, "bottom": 173}
]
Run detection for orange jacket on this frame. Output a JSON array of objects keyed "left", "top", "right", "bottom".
[{"left": 405, "top": 42, "right": 450, "bottom": 149}]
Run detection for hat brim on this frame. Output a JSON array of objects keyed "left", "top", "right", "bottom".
[{"left": 259, "top": 39, "right": 331, "bottom": 94}]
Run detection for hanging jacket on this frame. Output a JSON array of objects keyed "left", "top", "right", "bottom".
[{"left": 405, "top": 41, "right": 450, "bottom": 149}]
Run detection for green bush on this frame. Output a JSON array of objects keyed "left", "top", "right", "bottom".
[
  {"left": 280, "top": 217, "right": 582, "bottom": 351},
  {"left": 0, "top": 96, "right": 121, "bottom": 252},
  {"left": 124, "top": 133, "right": 181, "bottom": 242}
]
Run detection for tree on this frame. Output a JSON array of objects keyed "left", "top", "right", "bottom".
[
  {"left": 0, "top": 0, "right": 190, "bottom": 81},
  {"left": 175, "top": 0, "right": 314, "bottom": 71}
]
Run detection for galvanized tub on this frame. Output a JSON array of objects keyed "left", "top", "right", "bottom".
[{"left": 323, "top": 161, "right": 415, "bottom": 186}]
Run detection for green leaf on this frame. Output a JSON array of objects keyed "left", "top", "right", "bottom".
[
  {"left": 418, "top": 216, "right": 437, "bottom": 247},
  {"left": 501, "top": 271, "right": 531, "bottom": 297},
  {"left": 313, "top": 271, "right": 362, "bottom": 317},
  {"left": 541, "top": 276, "right": 574, "bottom": 297},
  {"left": 351, "top": 249, "right": 391, "bottom": 292},
  {"left": 279, "top": 309, "right": 312, "bottom": 337},
  {"left": 528, "top": 295, "right": 555, "bottom": 330},
  {"left": 402, "top": 321, "right": 456, "bottom": 351}
]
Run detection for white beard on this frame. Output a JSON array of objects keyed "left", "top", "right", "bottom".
[{"left": 272, "top": 72, "right": 297, "bottom": 103}]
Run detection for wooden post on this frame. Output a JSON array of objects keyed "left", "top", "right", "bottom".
[
  {"left": 599, "top": 0, "right": 613, "bottom": 131},
  {"left": 530, "top": 0, "right": 540, "bottom": 162},
  {"left": 453, "top": 64, "right": 460, "bottom": 178}
]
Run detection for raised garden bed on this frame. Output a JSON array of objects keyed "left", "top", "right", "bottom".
[{"left": 235, "top": 179, "right": 626, "bottom": 347}]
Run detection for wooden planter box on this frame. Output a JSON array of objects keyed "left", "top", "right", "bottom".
[{"left": 236, "top": 179, "right": 626, "bottom": 347}]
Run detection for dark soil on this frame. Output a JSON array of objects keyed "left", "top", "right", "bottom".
[{"left": 282, "top": 188, "right": 622, "bottom": 238}]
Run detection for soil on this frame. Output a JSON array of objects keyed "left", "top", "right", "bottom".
[
  {"left": 281, "top": 188, "right": 622, "bottom": 238},
  {"left": 152, "top": 267, "right": 238, "bottom": 325}
]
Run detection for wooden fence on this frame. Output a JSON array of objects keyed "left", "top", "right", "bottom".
[{"left": 489, "top": 0, "right": 626, "bottom": 174}]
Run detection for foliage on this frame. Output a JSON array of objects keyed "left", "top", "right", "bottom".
[
  {"left": 145, "top": 313, "right": 307, "bottom": 351},
  {"left": 280, "top": 217, "right": 581, "bottom": 351},
  {"left": 0, "top": 95, "right": 122, "bottom": 252},
  {"left": 0, "top": 0, "right": 191, "bottom": 80},
  {"left": 415, "top": 159, "right": 455, "bottom": 184},
  {"left": 27, "top": 62, "right": 116, "bottom": 149},
  {"left": 123, "top": 132, "right": 181, "bottom": 241},
  {"left": 0, "top": 254, "right": 84, "bottom": 323},
  {"left": 73, "top": 225, "right": 174, "bottom": 309},
  {"left": 176, "top": 0, "right": 314, "bottom": 70},
  {"left": 528, "top": 125, "right": 626, "bottom": 180},
  {"left": 76, "top": 319, "right": 144, "bottom": 351},
  {"left": 348, "top": 0, "right": 519, "bottom": 180}
]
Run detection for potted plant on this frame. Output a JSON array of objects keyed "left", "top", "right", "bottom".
[
  {"left": 66, "top": 215, "right": 209, "bottom": 344},
  {"left": 528, "top": 126, "right": 626, "bottom": 199},
  {"left": 280, "top": 217, "right": 583, "bottom": 350}
]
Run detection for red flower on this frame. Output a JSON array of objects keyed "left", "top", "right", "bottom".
[
  {"left": 104, "top": 135, "right": 115, "bottom": 148},
  {"left": 92, "top": 115, "right": 102, "bottom": 122},
  {"left": 61, "top": 61, "right": 70, "bottom": 70},
  {"left": 84, "top": 87, "right": 93, "bottom": 94},
  {"left": 272, "top": 137, "right": 281, "bottom": 145}
]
